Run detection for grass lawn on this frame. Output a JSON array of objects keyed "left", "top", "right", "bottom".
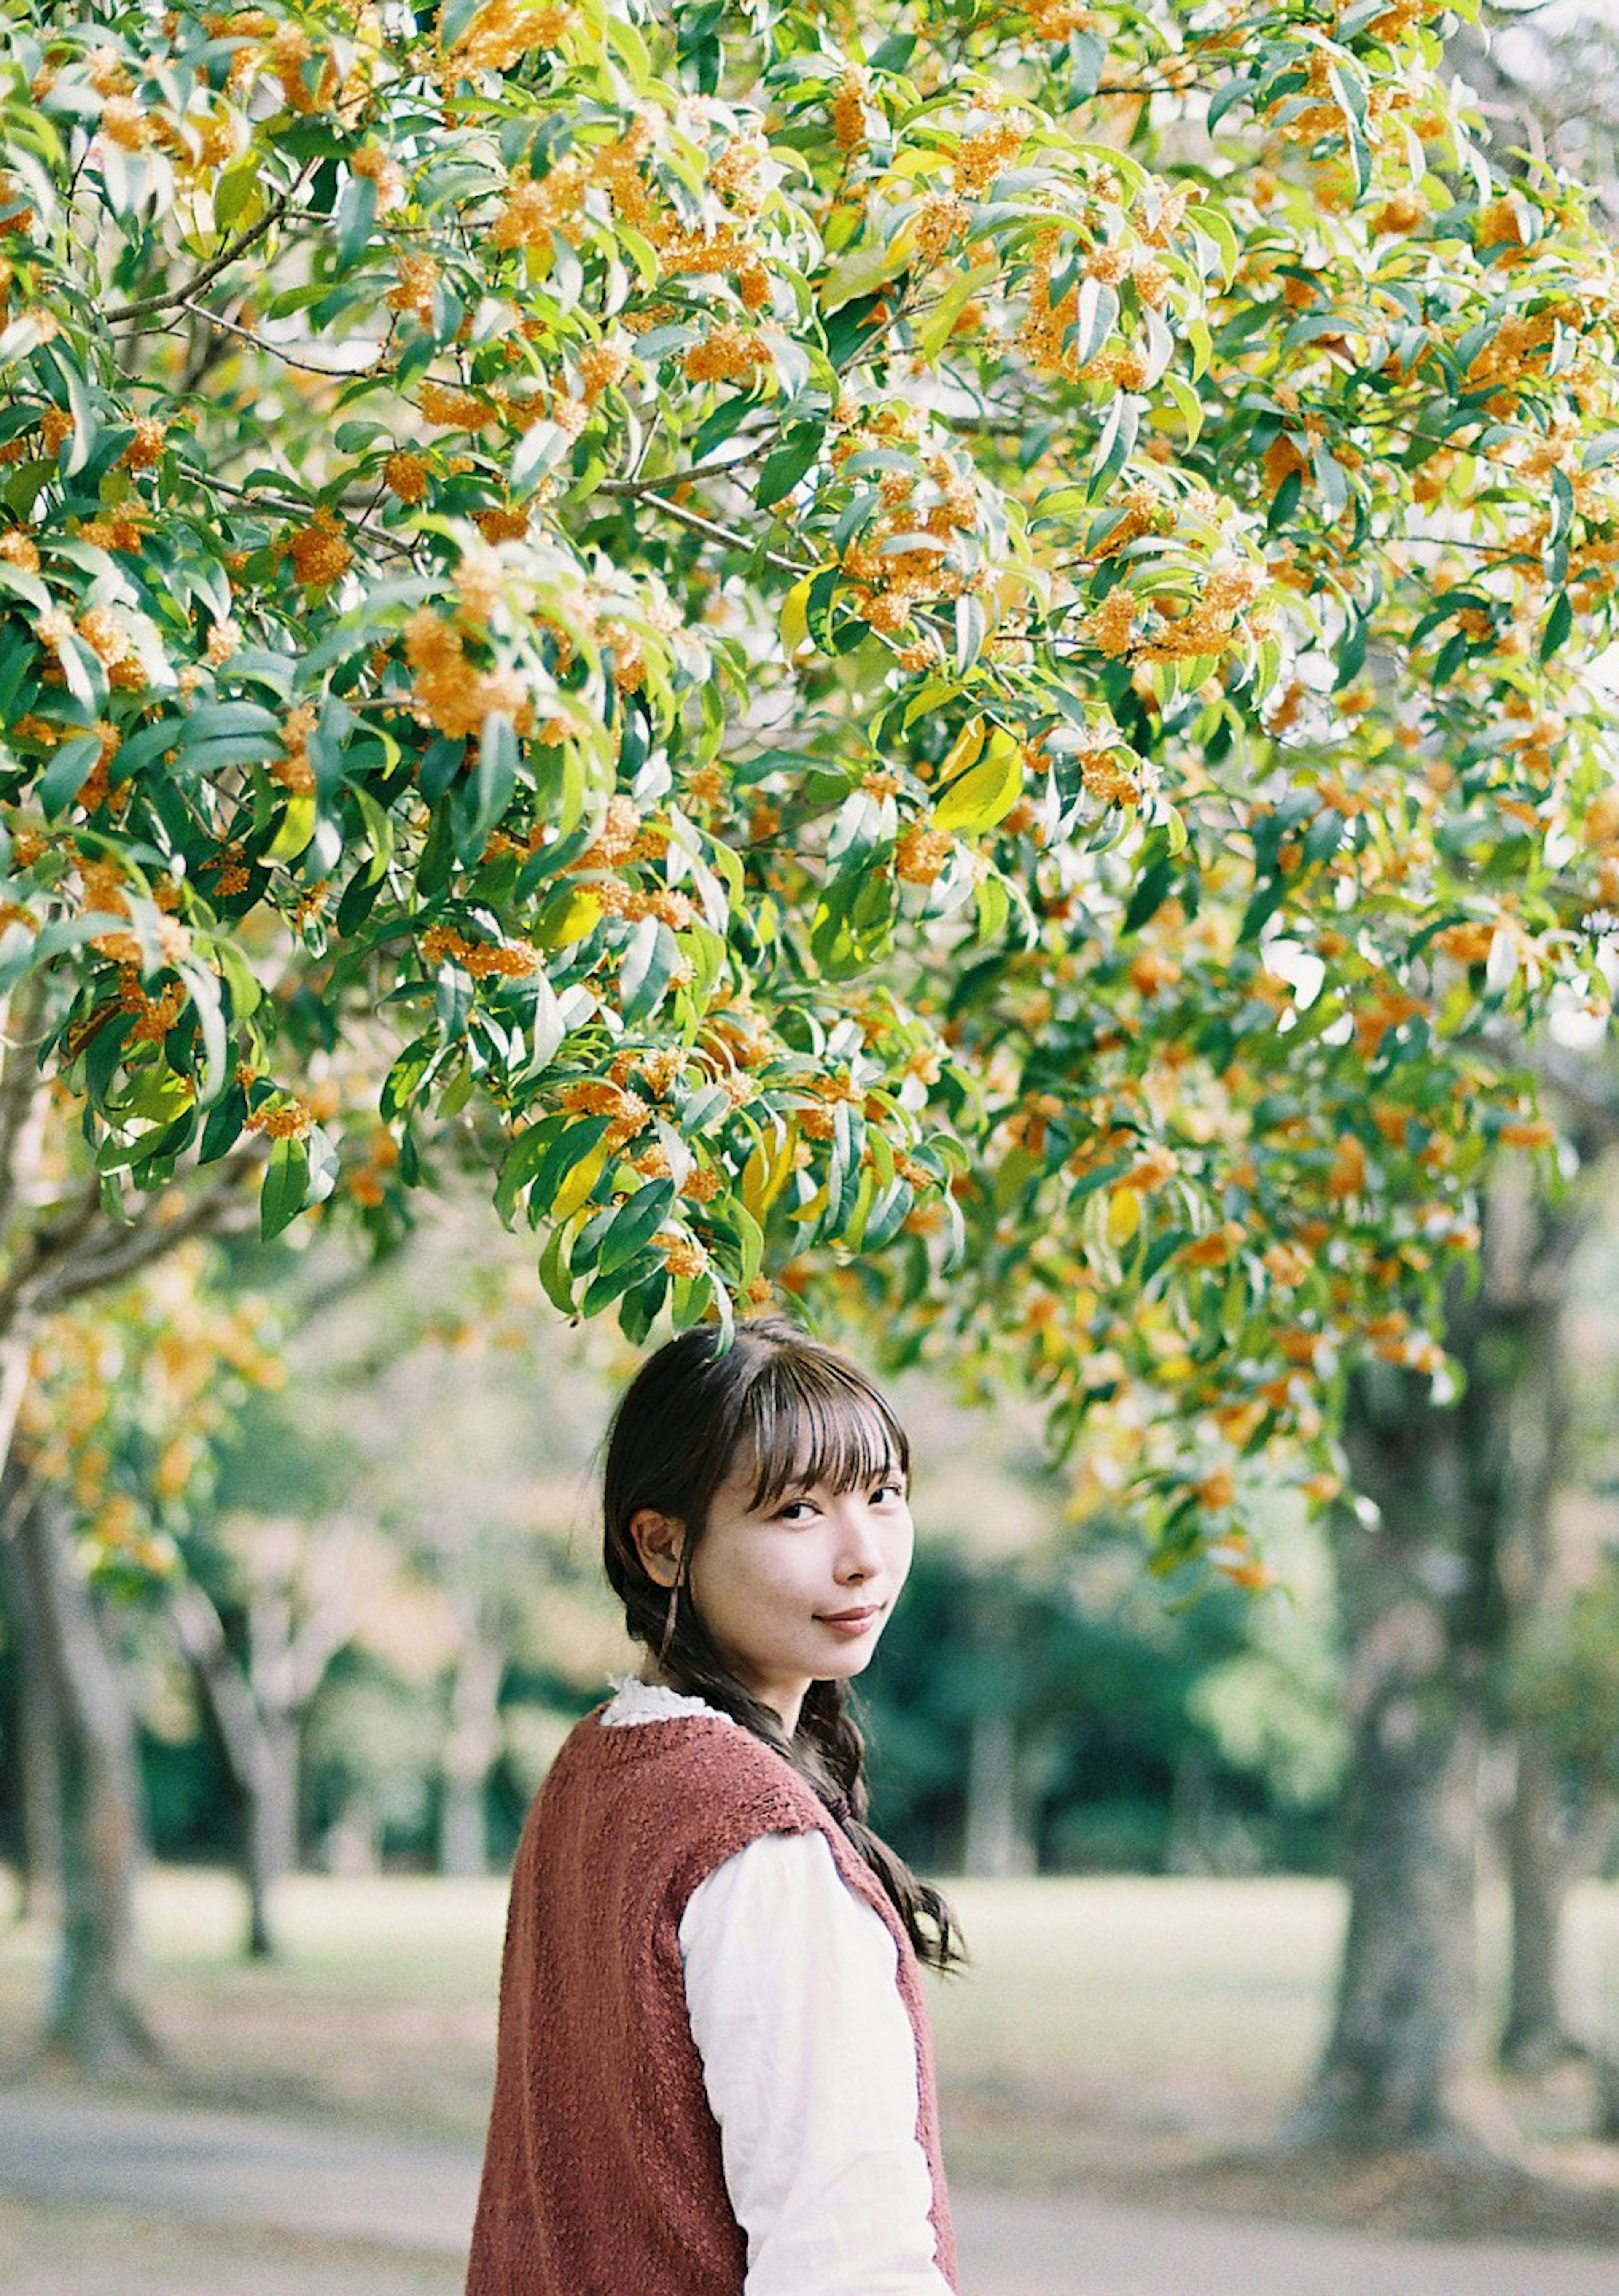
[{"left": 3, "top": 1865, "right": 1618, "bottom": 2182}]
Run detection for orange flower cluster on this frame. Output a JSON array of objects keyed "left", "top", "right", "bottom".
[
  {"left": 1084, "top": 481, "right": 1175, "bottom": 566},
  {"left": 441, "top": 0, "right": 574, "bottom": 75},
  {"left": 77, "top": 602, "right": 140, "bottom": 672},
  {"left": 1019, "top": 228, "right": 1163, "bottom": 382},
  {"left": 119, "top": 416, "right": 166, "bottom": 471},
  {"left": 654, "top": 1227, "right": 708, "bottom": 1279},
  {"left": 288, "top": 508, "right": 352, "bottom": 590},
  {"left": 351, "top": 143, "right": 404, "bottom": 211},
  {"left": 952, "top": 110, "right": 1027, "bottom": 196},
  {"left": 207, "top": 839, "right": 251, "bottom": 897},
  {"left": 1026, "top": 2, "right": 1096, "bottom": 38},
  {"left": 473, "top": 503, "right": 530, "bottom": 542},
  {"left": 896, "top": 824, "right": 953, "bottom": 884},
  {"left": 385, "top": 450, "right": 430, "bottom": 503},
  {"left": 245, "top": 1095, "right": 314, "bottom": 1140},
  {"left": 835, "top": 445, "right": 981, "bottom": 636},
  {"left": 609, "top": 1045, "right": 686, "bottom": 1097},
  {"left": 833, "top": 68, "right": 868, "bottom": 155},
  {"left": 557, "top": 1075, "right": 651, "bottom": 1149},
  {"left": 118, "top": 965, "right": 186, "bottom": 1044},
  {"left": 402, "top": 606, "right": 527, "bottom": 739},
  {"left": 1079, "top": 741, "right": 1142, "bottom": 806},
  {"left": 274, "top": 704, "right": 317, "bottom": 797},
  {"left": 683, "top": 322, "right": 772, "bottom": 385},
  {"left": 492, "top": 159, "right": 586, "bottom": 250},
  {"left": 420, "top": 922, "right": 541, "bottom": 977},
  {"left": 587, "top": 880, "right": 696, "bottom": 931},
  {"left": 419, "top": 381, "right": 490, "bottom": 428},
  {"left": 571, "top": 794, "right": 642, "bottom": 868},
  {"left": 1432, "top": 921, "right": 1495, "bottom": 965},
  {"left": 387, "top": 250, "right": 438, "bottom": 324},
  {"left": 73, "top": 721, "right": 125, "bottom": 816}
]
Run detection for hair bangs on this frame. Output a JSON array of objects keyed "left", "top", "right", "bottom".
[{"left": 739, "top": 1347, "right": 909, "bottom": 1513}]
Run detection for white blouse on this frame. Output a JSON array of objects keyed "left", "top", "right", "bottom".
[{"left": 601, "top": 1680, "right": 952, "bottom": 2296}]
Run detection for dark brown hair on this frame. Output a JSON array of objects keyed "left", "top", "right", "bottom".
[{"left": 602, "top": 1315, "right": 963, "bottom": 1972}]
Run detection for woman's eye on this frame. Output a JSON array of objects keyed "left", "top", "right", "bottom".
[
  {"left": 777, "top": 1499, "right": 815, "bottom": 1523},
  {"left": 873, "top": 1481, "right": 905, "bottom": 1505}
]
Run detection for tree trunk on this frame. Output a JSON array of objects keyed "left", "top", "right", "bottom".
[
  {"left": 253, "top": 1709, "right": 300, "bottom": 1908},
  {"left": 1299, "top": 1340, "right": 1511, "bottom": 2152},
  {"left": 439, "top": 1638, "right": 502, "bottom": 1877},
  {"left": 963, "top": 1705, "right": 1037, "bottom": 1877},
  {"left": 170, "top": 1578, "right": 293, "bottom": 1958},
  {"left": 1500, "top": 1730, "right": 1568, "bottom": 2072},
  {"left": 13, "top": 1487, "right": 156, "bottom": 2069},
  {"left": 1, "top": 1495, "right": 62, "bottom": 1920},
  {"left": 1301, "top": 1165, "right": 1592, "bottom": 2153}
]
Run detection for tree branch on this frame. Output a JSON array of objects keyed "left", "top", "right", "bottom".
[
  {"left": 0, "top": 976, "right": 50, "bottom": 1248},
  {"left": 175, "top": 300, "right": 383, "bottom": 382},
  {"left": 28, "top": 1153, "right": 262, "bottom": 1316},
  {"left": 103, "top": 180, "right": 306, "bottom": 326},
  {"left": 623, "top": 490, "right": 814, "bottom": 576}
]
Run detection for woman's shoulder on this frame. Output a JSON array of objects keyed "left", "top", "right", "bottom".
[{"left": 550, "top": 1689, "right": 827, "bottom": 1843}]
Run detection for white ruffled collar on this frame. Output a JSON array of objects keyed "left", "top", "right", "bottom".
[{"left": 601, "top": 1674, "right": 739, "bottom": 1730}]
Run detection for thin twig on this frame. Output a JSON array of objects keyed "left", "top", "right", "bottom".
[
  {"left": 175, "top": 300, "right": 383, "bottom": 382},
  {"left": 629, "top": 491, "right": 813, "bottom": 576}
]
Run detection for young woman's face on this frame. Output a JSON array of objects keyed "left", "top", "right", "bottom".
[{"left": 683, "top": 1446, "right": 914, "bottom": 1729}]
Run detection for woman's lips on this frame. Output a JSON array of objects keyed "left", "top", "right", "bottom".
[{"left": 816, "top": 1605, "right": 883, "bottom": 1636}]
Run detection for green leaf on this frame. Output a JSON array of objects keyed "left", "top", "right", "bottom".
[
  {"left": 756, "top": 422, "right": 824, "bottom": 510},
  {"left": 260, "top": 1134, "right": 310, "bottom": 1241},
  {"left": 1070, "top": 277, "right": 1118, "bottom": 370},
  {"left": 597, "top": 1177, "right": 677, "bottom": 1277},
  {"left": 41, "top": 733, "right": 102, "bottom": 819},
  {"left": 1540, "top": 589, "right": 1573, "bottom": 662},
  {"left": 333, "top": 172, "right": 378, "bottom": 269},
  {"left": 619, "top": 917, "right": 678, "bottom": 1023}
]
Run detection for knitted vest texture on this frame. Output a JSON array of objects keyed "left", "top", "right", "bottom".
[{"left": 464, "top": 1709, "right": 957, "bottom": 2296}]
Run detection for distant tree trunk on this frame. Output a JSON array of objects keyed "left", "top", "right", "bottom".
[
  {"left": 1501, "top": 1730, "right": 1566, "bottom": 2071},
  {"left": 963, "top": 1702, "right": 1044, "bottom": 1877},
  {"left": 1301, "top": 1170, "right": 1586, "bottom": 2153},
  {"left": 170, "top": 1579, "right": 312, "bottom": 1957},
  {"left": 1491, "top": 1192, "right": 1579, "bottom": 2074},
  {"left": 1300, "top": 1397, "right": 1494, "bottom": 2148},
  {"left": 439, "top": 1637, "right": 502, "bottom": 1877},
  {"left": 1, "top": 1492, "right": 62, "bottom": 1920},
  {"left": 13, "top": 1485, "right": 156, "bottom": 2068}
]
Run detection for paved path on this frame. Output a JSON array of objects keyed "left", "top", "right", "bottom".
[{"left": 0, "top": 2091, "right": 1614, "bottom": 2295}]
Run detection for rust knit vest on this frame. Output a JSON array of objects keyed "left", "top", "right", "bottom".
[{"left": 464, "top": 1708, "right": 957, "bottom": 2296}]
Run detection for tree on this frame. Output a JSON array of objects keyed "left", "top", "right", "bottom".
[
  {"left": 5, "top": 0, "right": 1619, "bottom": 2108},
  {"left": 1, "top": 0, "right": 1615, "bottom": 1540},
  {"left": 3, "top": 1248, "right": 280, "bottom": 2049}
]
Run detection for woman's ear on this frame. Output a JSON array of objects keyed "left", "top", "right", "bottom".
[{"left": 629, "top": 1507, "right": 686, "bottom": 1588}]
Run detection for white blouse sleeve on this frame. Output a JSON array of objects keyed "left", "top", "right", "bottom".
[{"left": 678, "top": 1829, "right": 952, "bottom": 2296}]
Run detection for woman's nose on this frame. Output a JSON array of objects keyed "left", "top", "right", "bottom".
[{"left": 833, "top": 1500, "right": 884, "bottom": 1580}]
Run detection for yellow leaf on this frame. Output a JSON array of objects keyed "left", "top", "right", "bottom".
[
  {"left": 742, "top": 1122, "right": 797, "bottom": 1219},
  {"left": 932, "top": 727, "right": 1023, "bottom": 834},
  {"left": 780, "top": 573, "right": 817, "bottom": 657},
  {"left": 937, "top": 715, "right": 986, "bottom": 784},
  {"left": 1107, "top": 1186, "right": 1141, "bottom": 1246},
  {"left": 266, "top": 795, "right": 316, "bottom": 862},
  {"left": 538, "top": 889, "right": 602, "bottom": 948},
  {"left": 553, "top": 1141, "right": 609, "bottom": 1221}
]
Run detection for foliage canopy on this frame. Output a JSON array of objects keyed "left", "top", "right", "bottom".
[{"left": 4, "top": 0, "right": 1619, "bottom": 1567}]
